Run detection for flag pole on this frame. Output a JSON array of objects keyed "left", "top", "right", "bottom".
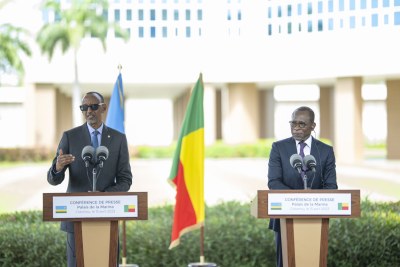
[
  {"left": 117, "top": 63, "right": 128, "bottom": 266},
  {"left": 200, "top": 225, "right": 205, "bottom": 263}
]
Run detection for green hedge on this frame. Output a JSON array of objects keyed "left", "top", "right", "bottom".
[
  {"left": 0, "top": 200, "right": 399, "bottom": 267},
  {"left": 134, "top": 139, "right": 275, "bottom": 159}
]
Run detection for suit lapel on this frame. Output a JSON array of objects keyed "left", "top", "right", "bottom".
[
  {"left": 101, "top": 125, "right": 112, "bottom": 148},
  {"left": 286, "top": 137, "right": 297, "bottom": 156},
  {"left": 81, "top": 123, "right": 91, "bottom": 146}
]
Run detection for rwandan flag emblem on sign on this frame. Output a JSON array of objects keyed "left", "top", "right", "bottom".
[
  {"left": 271, "top": 202, "right": 282, "bottom": 210},
  {"left": 338, "top": 203, "right": 349, "bottom": 210},
  {"left": 55, "top": 206, "right": 67, "bottom": 213},
  {"left": 124, "top": 205, "right": 135, "bottom": 213}
]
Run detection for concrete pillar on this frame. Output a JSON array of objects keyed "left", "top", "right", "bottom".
[
  {"left": 34, "top": 85, "right": 57, "bottom": 149},
  {"left": 333, "top": 77, "right": 363, "bottom": 163},
  {"left": 204, "top": 85, "right": 217, "bottom": 145},
  {"left": 222, "top": 83, "right": 260, "bottom": 144},
  {"left": 319, "top": 85, "right": 334, "bottom": 142},
  {"left": 173, "top": 89, "right": 190, "bottom": 140},
  {"left": 55, "top": 90, "right": 72, "bottom": 145},
  {"left": 386, "top": 80, "right": 400, "bottom": 159},
  {"left": 259, "top": 89, "right": 275, "bottom": 139}
]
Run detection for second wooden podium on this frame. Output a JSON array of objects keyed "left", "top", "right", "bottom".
[
  {"left": 43, "top": 192, "right": 148, "bottom": 267},
  {"left": 251, "top": 190, "right": 360, "bottom": 267}
]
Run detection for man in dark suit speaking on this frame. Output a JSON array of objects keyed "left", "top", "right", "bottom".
[
  {"left": 47, "top": 91, "right": 132, "bottom": 267},
  {"left": 267, "top": 106, "right": 337, "bottom": 267}
]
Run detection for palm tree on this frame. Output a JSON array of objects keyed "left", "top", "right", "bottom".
[
  {"left": 36, "top": 0, "right": 128, "bottom": 127},
  {"left": 0, "top": 0, "right": 32, "bottom": 85}
]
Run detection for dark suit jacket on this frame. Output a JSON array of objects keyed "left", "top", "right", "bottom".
[
  {"left": 47, "top": 123, "right": 132, "bottom": 232},
  {"left": 267, "top": 137, "right": 337, "bottom": 231}
]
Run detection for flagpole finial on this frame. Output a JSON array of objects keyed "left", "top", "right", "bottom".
[{"left": 118, "top": 64, "right": 122, "bottom": 73}]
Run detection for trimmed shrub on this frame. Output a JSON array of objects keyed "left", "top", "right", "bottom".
[{"left": 0, "top": 201, "right": 399, "bottom": 267}]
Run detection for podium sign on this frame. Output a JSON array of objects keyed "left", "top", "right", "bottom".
[
  {"left": 268, "top": 192, "right": 352, "bottom": 216},
  {"left": 52, "top": 195, "right": 139, "bottom": 219}
]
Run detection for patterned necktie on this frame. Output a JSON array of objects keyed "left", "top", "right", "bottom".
[
  {"left": 299, "top": 141, "right": 307, "bottom": 174},
  {"left": 299, "top": 141, "right": 306, "bottom": 159},
  {"left": 91, "top": 130, "right": 99, "bottom": 148}
]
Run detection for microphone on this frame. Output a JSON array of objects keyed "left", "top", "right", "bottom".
[
  {"left": 95, "top": 146, "right": 109, "bottom": 168},
  {"left": 303, "top": 154, "right": 317, "bottom": 172},
  {"left": 81, "top": 146, "right": 95, "bottom": 167},
  {"left": 290, "top": 154, "right": 303, "bottom": 174}
]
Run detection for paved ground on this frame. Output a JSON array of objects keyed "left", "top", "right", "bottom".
[{"left": 0, "top": 158, "right": 399, "bottom": 213}]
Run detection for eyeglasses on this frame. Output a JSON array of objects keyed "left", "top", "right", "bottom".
[
  {"left": 79, "top": 103, "right": 104, "bottom": 111},
  {"left": 289, "top": 121, "right": 307, "bottom": 129}
]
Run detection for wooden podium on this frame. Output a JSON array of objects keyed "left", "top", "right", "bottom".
[
  {"left": 43, "top": 192, "right": 148, "bottom": 267},
  {"left": 251, "top": 190, "right": 360, "bottom": 267}
]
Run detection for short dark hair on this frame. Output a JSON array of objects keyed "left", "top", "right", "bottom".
[
  {"left": 85, "top": 91, "right": 104, "bottom": 103},
  {"left": 292, "top": 106, "right": 315, "bottom": 123}
]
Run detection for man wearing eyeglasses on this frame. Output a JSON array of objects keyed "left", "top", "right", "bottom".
[
  {"left": 47, "top": 91, "right": 132, "bottom": 267},
  {"left": 267, "top": 106, "right": 337, "bottom": 267}
]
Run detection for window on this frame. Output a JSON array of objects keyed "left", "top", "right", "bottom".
[
  {"left": 372, "top": 0, "right": 378, "bottom": 8},
  {"left": 278, "top": 6, "right": 282, "bottom": 17},
  {"left": 138, "top": 9, "right": 144, "bottom": 20},
  {"left": 307, "top": 2, "right": 312, "bottom": 15},
  {"left": 394, "top": 12, "right": 400, "bottom": 25},
  {"left": 308, "top": 20, "right": 312, "bottom": 32},
  {"left": 384, "top": 14, "right": 389, "bottom": 24},
  {"left": 287, "top": 22, "right": 292, "bottom": 33},
  {"left": 150, "top": 9, "right": 156, "bottom": 21},
  {"left": 162, "top": 9, "right": 167, "bottom": 20},
  {"left": 328, "top": 18, "right": 334, "bottom": 30},
  {"left": 350, "top": 16, "right": 356, "bottom": 28},
  {"left": 371, "top": 14, "right": 378, "bottom": 27},
  {"left": 328, "top": 0, "right": 333, "bottom": 12},
  {"left": 318, "top": 1, "right": 323, "bottom": 13},
  {"left": 297, "top": 3, "right": 302, "bottom": 15},
  {"left": 362, "top": 17, "right": 366, "bottom": 26},
  {"left": 185, "top": 9, "right": 190, "bottom": 20},
  {"left": 268, "top": 24, "right": 272, "bottom": 35},
  {"left": 350, "top": 0, "right": 355, "bottom": 10},
  {"left": 115, "top": 9, "right": 120, "bottom": 22},
  {"left": 150, "top": 26, "right": 156, "bottom": 37},
  {"left": 287, "top": 5, "right": 292, "bottom": 17},
  {"left": 318, "top": 19, "right": 323, "bottom": 31},
  {"left": 162, "top": 26, "right": 167, "bottom": 37},
  {"left": 339, "top": 0, "right": 344, "bottom": 11},
  {"left": 268, "top": 7, "right": 272, "bottom": 18},
  {"left": 238, "top": 10, "right": 241, "bottom": 20},
  {"left": 138, "top": 27, "right": 144, "bottom": 38},
  {"left": 174, "top": 9, "right": 179, "bottom": 20},
  {"left": 361, "top": 0, "right": 367, "bottom": 9},
  {"left": 383, "top": 0, "right": 389, "bottom": 7},
  {"left": 126, "top": 9, "right": 132, "bottom": 21},
  {"left": 197, "top": 9, "right": 202, "bottom": 20},
  {"left": 186, "top": 26, "right": 191, "bottom": 37},
  {"left": 227, "top": 10, "right": 231, "bottom": 20},
  {"left": 396, "top": 0, "right": 400, "bottom": 6}
]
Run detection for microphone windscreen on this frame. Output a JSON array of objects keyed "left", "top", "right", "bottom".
[
  {"left": 303, "top": 154, "right": 316, "bottom": 167},
  {"left": 96, "top": 146, "right": 109, "bottom": 160},
  {"left": 290, "top": 154, "right": 303, "bottom": 168},
  {"left": 81, "top": 145, "right": 95, "bottom": 159}
]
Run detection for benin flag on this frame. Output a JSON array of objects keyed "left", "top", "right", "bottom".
[{"left": 168, "top": 74, "right": 204, "bottom": 249}]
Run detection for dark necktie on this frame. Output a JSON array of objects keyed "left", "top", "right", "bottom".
[
  {"left": 91, "top": 130, "right": 99, "bottom": 148},
  {"left": 299, "top": 141, "right": 307, "bottom": 174},
  {"left": 299, "top": 141, "right": 306, "bottom": 159}
]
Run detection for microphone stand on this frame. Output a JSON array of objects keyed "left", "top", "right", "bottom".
[
  {"left": 92, "top": 167, "right": 97, "bottom": 192},
  {"left": 303, "top": 173, "right": 308, "bottom": 190}
]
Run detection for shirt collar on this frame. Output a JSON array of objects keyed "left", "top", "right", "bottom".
[
  {"left": 296, "top": 136, "right": 312, "bottom": 147},
  {"left": 87, "top": 123, "right": 104, "bottom": 135}
]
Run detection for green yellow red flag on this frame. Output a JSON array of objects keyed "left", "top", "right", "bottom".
[{"left": 168, "top": 73, "right": 204, "bottom": 249}]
